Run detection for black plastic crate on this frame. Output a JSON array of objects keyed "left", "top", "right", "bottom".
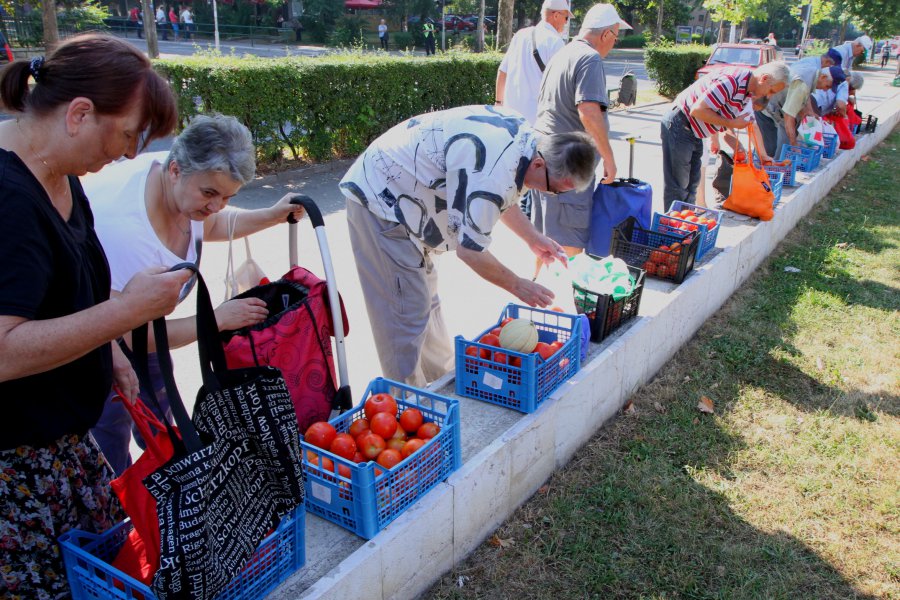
[
  {"left": 610, "top": 217, "right": 699, "bottom": 284},
  {"left": 864, "top": 115, "right": 878, "bottom": 133},
  {"left": 573, "top": 265, "right": 645, "bottom": 342}
]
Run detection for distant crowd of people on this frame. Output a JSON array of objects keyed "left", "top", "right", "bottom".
[{"left": 127, "top": 2, "right": 193, "bottom": 40}]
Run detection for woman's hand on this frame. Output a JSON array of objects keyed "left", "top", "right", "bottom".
[
  {"left": 269, "top": 193, "right": 306, "bottom": 225},
  {"left": 111, "top": 341, "right": 139, "bottom": 404},
  {"left": 215, "top": 297, "right": 269, "bottom": 331}
]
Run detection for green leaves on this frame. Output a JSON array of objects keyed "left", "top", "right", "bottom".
[{"left": 644, "top": 43, "right": 712, "bottom": 98}]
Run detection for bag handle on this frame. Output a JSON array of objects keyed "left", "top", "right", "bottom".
[
  {"left": 179, "top": 260, "right": 232, "bottom": 395},
  {"left": 112, "top": 383, "right": 177, "bottom": 461}
]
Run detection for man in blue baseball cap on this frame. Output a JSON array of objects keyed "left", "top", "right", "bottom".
[{"left": 755, "top": 57, "right": 845, "bottom": 158}]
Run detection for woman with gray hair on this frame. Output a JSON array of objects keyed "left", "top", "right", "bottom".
[{"left": 86, "top": 113, "right": 305, "bottom": 474}]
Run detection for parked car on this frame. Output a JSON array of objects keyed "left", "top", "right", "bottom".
[
  {"left": 739, "top": 37, "right": 765, "bottom": 45},
  {"left": 439, "top": 15, "right": 476, "bottom": 32},
  {"left": 695, "top": 42, "right": 778, "bottom": 80},
  {"left": 462, "top": 15, "right": 496, "bottom": 33}
]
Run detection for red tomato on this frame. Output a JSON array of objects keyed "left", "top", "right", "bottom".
[
  {"left": 643, "top": 261, "right": 657, "bottom": 276},
  {"left": 386, "top": 438, "right": 406, "bottom": 452},
  {"left": 657, "top": 264, "right": 670, "bottom": 278},
  {"left": 304, "top": 421, "right": 337, "bottom": 450},
  {"left": 669, "top": 242, "right": 682, "bottom": 254},
  {"left": 509, "top": 356, "right": 522, "bottom": 368},
  {"left": 357, "top": 432, "right": 386, "bottom": 460},
  {"left": 686, "top": 215, "right": 699, "bottom": 223},
  {"left": 479, "top": 333, "right": 501, "bottom": 347},
  {"left": 417, "top": 422, "right": 440, "bottom": 440},
  {"left": 534, "top": 342, "right": 554, "bottom": 361},
  {"left": 352, "top": 451, "right": 366, "bottom": 464},
  {"left": 347, "top": 418, "right": 370, "bottom": 440},
  {"left": 550, "top": 307, "right": 565, "bottom": 312},
  {"left": 493, "top": 351, "right": 509, "bottom": 365},
  {"left": 500, "top": 317, "right": 514, "bottom": 328},
  {"left": 390, "top": 426, "right": 407, "bottom": 441},
  {"left": 364, "top": 393, "right": 398, "bottom": 421},
  {"left": 337, "top": 463, "right": 352, "bottom": 478},
  {"left": 401, "top": 438, "right": 425, "bottom": 458},
  {"left": 399, "top": 408, "right": 424, "bottom": 434},
  {"left": 490, "top": 327, "right": 502, "bottom": 337},
  {"left": 376, "top": 448, "right": 403, "bottom": 469},
  {"left": 548, "top": 340, "right": 564, "bottom": 354},
  {"left": 707, "top": 219, "right": 717, "bottom": 229},
  {"left": 329, "top": 433, "right": 357, "bottom": 460},
  {"left": 370, "top": 412, "right": 398, "bottom": 439}
]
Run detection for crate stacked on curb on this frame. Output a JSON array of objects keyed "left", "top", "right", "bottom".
[
  {"left": 611, "top": 216, "right": 699, "bottom": 283},
  {"left": 573, "top": 265, "right": 645, "bottom": 343},
  {"left": 300, "top": 379, "right": 461, "bottom": 539},
  {"left": 761, "top": 161, "right": 797, "bottom": 187},
  {"left": 454, "top": 304, "right": 582, "bottom": 414},
  {"left": 767, "top": 170, "right": 785, "bottom": 206},
  {"left": 822, "top": 132, "right": 838, "bottom": 158},
  {"left": 779, "top": 144, "right": 822, "bottom": 172},
  {"left": 651, "top": 201, "right": 722, "bottom": 261},
  {"left": 60, "top": 506, "right": 306, "bottom": 600}
]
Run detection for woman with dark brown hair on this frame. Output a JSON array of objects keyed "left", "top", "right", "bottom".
[{"left": 0, "top": 33, "right": 190, "bottom": 598}]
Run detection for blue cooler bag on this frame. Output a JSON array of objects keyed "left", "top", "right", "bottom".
[{"left": 587, "top": 178, "right": 652, "bottom": 257}]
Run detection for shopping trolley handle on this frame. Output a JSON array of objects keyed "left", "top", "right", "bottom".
[{"left": 288, "top": 194, "right": 324, "bottom": 228}]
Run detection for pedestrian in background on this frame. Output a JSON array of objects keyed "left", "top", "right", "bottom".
[
  {"left": 378, "top": 19, "right": 389, "bottom": 50},
  {"left": 156, "top": 4, "right": 169, "bottom": 40},
  {"left": 128, "top": 4, "right": 142, "bottom": 38},
  {"left": 0, "top": 33, "right": 184, "bottom": 599},
  {"left": 531, "top": 3, "right": 630, "bottom": 258},
  {"left": 881, "top": 41, "right": 891, "bottom": 68},
  {"left": 423, "top": 19, "right": 436, "bottom": 55},
  {"left": 169, "top": 5, "right": 180, "bottom": 41},
  {"left": 180, "top": 4, "right": 193, "bottom": 40}
]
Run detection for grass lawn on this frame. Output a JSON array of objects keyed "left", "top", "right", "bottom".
[{"left": 426, "top": 130, "right": 900, "bottom": 600}]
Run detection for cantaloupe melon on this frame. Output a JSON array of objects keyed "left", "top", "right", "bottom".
[{"left": 498, "top": 319, "right": 538, "bottom": 353}]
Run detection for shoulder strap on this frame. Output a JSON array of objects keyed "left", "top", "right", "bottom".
[{"left": 531, "top": 27, "right": 545, "bottom": 72}]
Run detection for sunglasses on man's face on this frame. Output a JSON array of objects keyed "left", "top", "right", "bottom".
[{"left": 539, "top": 152, "right": 562, "bottom": 195}]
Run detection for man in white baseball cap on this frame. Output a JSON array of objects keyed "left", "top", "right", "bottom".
[
  {"left": 530, "top": 4, "right": 631, "bottom": 259},
  {"left": 832, "top": 35, "right": 873, "bottom": 73}
]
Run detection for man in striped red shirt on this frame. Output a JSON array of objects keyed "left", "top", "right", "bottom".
[{"left": 660, "top": 62, "right": 790, "bottom": 210}]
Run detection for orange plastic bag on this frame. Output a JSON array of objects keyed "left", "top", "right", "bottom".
[{"left": 722, "top": 123, "right": 775, "bottom": 221}]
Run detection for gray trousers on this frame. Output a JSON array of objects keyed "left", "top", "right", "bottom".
[
  {"left": 754, "top": 110, "right": 788, "bottom": 160},
  {"left": 346, "top": 199, "right": 454, "bottom": 387}
]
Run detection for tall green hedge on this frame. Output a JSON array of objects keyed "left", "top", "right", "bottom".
[
  {"left": 154, "top": 52, "right": 502, "bottom": 165},
  {"left": 644, "top": 43, "right": 712, "bottom": 98}
]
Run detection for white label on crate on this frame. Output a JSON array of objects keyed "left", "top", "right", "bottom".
[
  {"left": 483, "top": 371, "right": 504, "bottom": 390},
  {"left": 311, "top": 480, "right": 333, "bottom": 504}
]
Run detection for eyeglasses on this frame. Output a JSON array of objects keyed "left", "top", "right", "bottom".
[{"left": 539, "top": 152, "right": 561, "bottom": 195}]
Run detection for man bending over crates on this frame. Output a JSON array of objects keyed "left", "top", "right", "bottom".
[
  {"left": 660, "top": 61, "right": 790, "bottom": 211},
  {"left": 755, "top": 57, "right": 845, "bottom": 159},
  {"left": 340, "top": 105, "right": 597, "bottom": 386}
]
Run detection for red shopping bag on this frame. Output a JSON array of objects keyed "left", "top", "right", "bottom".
[{"left": 109, "top": 389, "right": 180, "bottom": 585}]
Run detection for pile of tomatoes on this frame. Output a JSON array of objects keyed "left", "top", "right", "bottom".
[
  {"left": 304, "top": 392, "right": 440, "bottom": 475},
  {"left": 642, "top": 241, "right": 685, "bottom": 279},
  {"left": 464, "top": 317, "right": 567, "bottom": 367},
  {"left": 659, "top": 208, "right": 717, "bottom": 233}
]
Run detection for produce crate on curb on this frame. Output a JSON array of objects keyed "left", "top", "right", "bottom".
[
  {"left": 300, "top": 379, "right": 461, "bottom": 539},
  {"left": 59, "top": 506, "right": 306, "bottom": 600},
  {"left": 611, "top": 216, "right": 699, "bottom": 284},
  {"left": 651, "top": 201, "right": 722, "bottom": 261},
  {"left": 778, "top": 144, "right": 822, "bottom": 172},
  {"left": 573, "top": 265, "right": 645, "bottom": 343},
  {"left": 767, "top": 170, "right": 784, "bottom": 206},
  {"left": 861, "top": 114, "right": 878, "bottom": 133},
  {"left": 761, "top": 161, "right": 797, "bottom": 187},
  {"left": 454, "top": 304, "right": 582, "bottom": 414},
  {"left": 822, "top": 132, "right": 838, "bottom": 158}
]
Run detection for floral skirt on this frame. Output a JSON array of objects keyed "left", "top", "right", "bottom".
[{"left": 0, "top": 433, "right": 122, "bottom": 600}]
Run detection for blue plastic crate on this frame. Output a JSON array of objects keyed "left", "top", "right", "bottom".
[
  {"left": 767, "top": 170, "right": 784, "bottom": 206},
  {"left": 779, "top": 144, "right": 822, "bottom": 172},
  {"left": 455, "top": 304, "right": 581, "bottom": 414},
  {"left": 301, "top": 379, "right": 461, "bottom": 539},
  {"left": 762, "top": 162, "right": 797, "bottom": 187},
  {"left": 822, "top": 132, "right": 838, "bottom": 158},
  {"left": 651, "top": 201, "right": 722, "bottom": 262},
  {"left": 59, "top": 506, "right": 305, "bottom": 600}
]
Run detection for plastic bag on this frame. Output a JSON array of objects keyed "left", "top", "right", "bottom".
[
  {"left": 570, "top": 254, "right": 635, "bottom": 301},
  {"left": 224, "top": 211, "right": 269, "bottom": 300},
  {"left": 797, "top": 115, "right": 825, "bottom": 148},
  {"left": 535, "top": 259, "right": 577, "bottom": 314}
]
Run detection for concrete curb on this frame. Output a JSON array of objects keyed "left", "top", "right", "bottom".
[{"left": 268, "top": 96, "right": 899, "bottom": 600}]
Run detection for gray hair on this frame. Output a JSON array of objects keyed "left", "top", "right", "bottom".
[
  {"left": 755, "top": 60, "right": 790, "bottom": 85},
  {"left": 165, "top": 114, "right": 256, "bottom": 184},
  {"left": 537, "top": 131, "right": 598, "bottom": 191},
  {"left": 848, "top": 71, "right": 864, "bottom": 89},
  {"left": 579, "top": 23, "right": 616, "bottom": 38}
]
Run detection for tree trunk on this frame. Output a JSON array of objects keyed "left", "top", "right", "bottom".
[
  {"left": 717, "top": 20, "right": 724, "bottom": 43},
  {"left": 475, "top": 0, "right": 485, "bottom": 52},
  {"left": 655, "top": 0, "right": 664, "bottom": 40},
  {"left": 143, "top": 0, "right": 159, "bottom": 58},
  {"left": 498, "top": 0, "right": 514, "bottom": 48},
  {"left": 838, "top": 18, "right": 847, "bottom": 43},
  {"left": 42, "top": 0, "right": 59, "bottom": 50},
  {"left": 739, "top": 18, "right": 748, "bottom": 40}
]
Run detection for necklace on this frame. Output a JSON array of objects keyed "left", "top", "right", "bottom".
[
  {"left": 16, "top": 118, "right": 69, "bottom": 199},
  {"left": 159, "top": 168, "right": 191, "bottom": 236}
]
